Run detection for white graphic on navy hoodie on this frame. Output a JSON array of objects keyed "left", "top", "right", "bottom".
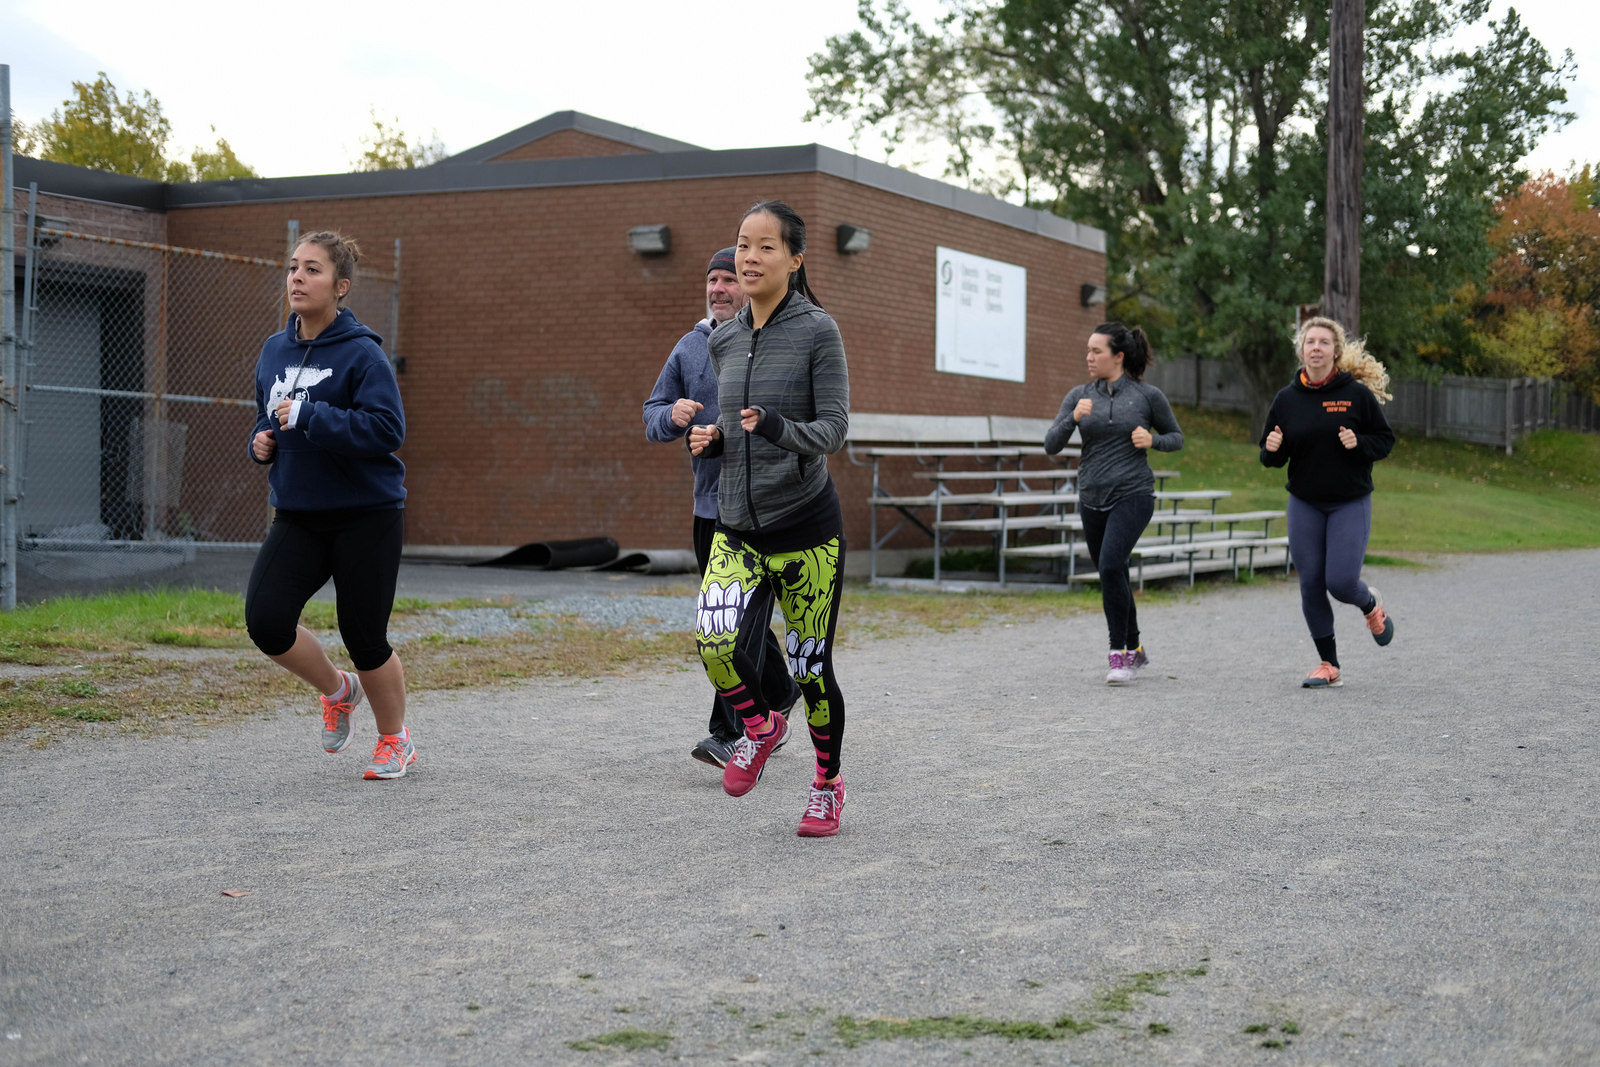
[
  {"left": 249, "top": 307, "right": 407, "bottom": 511},
  {"left": 268, "top": 365, "right": 334, "bottom": 408}
]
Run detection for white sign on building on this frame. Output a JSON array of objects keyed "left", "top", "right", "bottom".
[{"left": 935, "top": 246, "right": 1027, "bottom": 382}]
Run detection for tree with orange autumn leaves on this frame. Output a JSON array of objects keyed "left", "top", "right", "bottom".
[{"left": 1466, "top": 170, "right": 1600, "bottom": 400}]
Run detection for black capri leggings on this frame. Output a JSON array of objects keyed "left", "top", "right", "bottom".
[
  {"left": 245, "top": 507, "right": 404, "bottom": 671},
  {"left": 1079, "top": 493, "right": 1155, "bottom": 651}
]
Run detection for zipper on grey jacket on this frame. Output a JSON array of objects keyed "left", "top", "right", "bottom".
[{"left": 743, "top": 334, "right": 761, "bottom": 531}]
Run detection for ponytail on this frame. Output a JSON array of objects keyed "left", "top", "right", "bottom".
[
  {"left": 1093, "top": 320, "right": 1152, "bottom": 380},
  {"left": 791, "top": 262, "right": 823, "bottom": 309}
]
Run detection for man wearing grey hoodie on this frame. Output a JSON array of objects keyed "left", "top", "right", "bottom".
[{"left": 643, "top": 248, "right": 800, "bottom": 768}]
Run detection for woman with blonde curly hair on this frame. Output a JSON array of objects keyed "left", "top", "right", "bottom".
[{"left": 1259, "top": 316, "right": 1395, "bottom": 688}]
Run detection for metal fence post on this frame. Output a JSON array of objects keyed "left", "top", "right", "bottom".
[
  {"left": 1, "top": 64, "right": 15, "bottom": 610},
  {"left": 391, "top": 238, "right": 402, "bottom": 372}
]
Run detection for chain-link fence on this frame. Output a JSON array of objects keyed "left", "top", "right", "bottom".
[{"left": 12, "top": 209, "right": 397, "bottom": 599}]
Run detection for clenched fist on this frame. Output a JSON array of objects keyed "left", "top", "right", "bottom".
[{"left": 252, "top": 429, "right": 276, "bottom": 461}]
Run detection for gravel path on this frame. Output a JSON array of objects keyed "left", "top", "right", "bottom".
[{"left": 1, "top": 551, "right": 1596, "bottom": 1065}]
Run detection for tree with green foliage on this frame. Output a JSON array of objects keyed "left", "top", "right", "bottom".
[
  {"left": 23, "top": 73, "right": 258, "bottom": 182},
  {"left": 187, "top": 126, "right": 258, "bottom": 182},
  {"left": 807, "top": 0, "right": 1573, "bottom": 414},
  {"left": 354, "top": 109, "right": 448, "bottom": 171}
]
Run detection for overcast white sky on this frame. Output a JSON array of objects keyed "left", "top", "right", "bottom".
[{"left": 3, "top": 0, "right": 1595, "bottom": 184}]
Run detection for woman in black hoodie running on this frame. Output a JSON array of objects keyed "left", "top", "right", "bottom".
[
  {"left": 1259, "top": 316, "right": 1396, "bottom": 689},
  {"left": 687, "top": 201, "right": 851, "bottom": 837}
]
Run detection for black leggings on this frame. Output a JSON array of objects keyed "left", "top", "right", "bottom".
[
  {"left": 1080, "top": 494, "right": 1155, "bottom": 650},
  {"left": 245, "top": 507, "right": 404, "bottom": 671}
]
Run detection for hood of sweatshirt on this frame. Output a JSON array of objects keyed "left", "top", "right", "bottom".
[
  {"left": 729, "top": 291, "right": 819, "bottom": 333},
  {"left": 1292, "top": 368, "right": 1353, "bottom": 393},
  {"left": 284, "top": 307, "right": 383, "bottom": 352}
]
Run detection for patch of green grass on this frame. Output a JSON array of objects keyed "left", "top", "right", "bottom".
[
  {"left": 842, "top": 585, "right": 1103, "bottom": 640},
  {"left": 50, "top": 706, "right": 120, "bottom": 722},
  {"left": 1281, "top": 1020, "right": 1301, "bottom": 1034},
  {"left": 1148, "top": 1022, "right": 1172, "bottom": 1034},
  {"left": 56, "top": 679, "right": 99, "bottom": 698},
  {"left": 1092, "top": 971, "right": 1169, "bottom": 1014},
  {"left": 0, "top": 590, "right": 428, "bottom": 666},
  {"left": 904, "top": 547, "right": 1002, "bottom": 578},
  {"left": 0, "top": 589, "right": 253, "bottom": 661},
  {"left": 417, "top": 633, "right": 484, "bottom": 647},
  {"left": 566, "top": 1028, "right": 670, "bottom": 1052},
  {"left": 1052, "top": 1015, "right": 1096, "bottom": 1034},
  {"left": 1363, "top": 554, "right": 1422, "bottom": 567},
  {"left": 1243, "top": 1023, "right": 1271, "bottom": 1034},
  {"left": 834, "top": 1014, "right": 1093, "bottom": 1048}
]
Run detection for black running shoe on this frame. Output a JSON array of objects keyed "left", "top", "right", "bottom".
[{"left": 691, "top": 735, "right": 737, "bottom": 768}]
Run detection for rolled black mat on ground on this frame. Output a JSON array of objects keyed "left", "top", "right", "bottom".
[
  {"left": 470, "top": 537, "right": 619, "bottom": 570},
  {"left": 596, "top": 549, "right": 699, "bottom": 575}
]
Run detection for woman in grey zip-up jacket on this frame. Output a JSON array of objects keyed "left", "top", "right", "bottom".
[
  {"left": 688, "top": 201, "right": 851, "bottom": 838},
  {"left": 1045, "top": 322, "right": 1183, "bottom": 685}
]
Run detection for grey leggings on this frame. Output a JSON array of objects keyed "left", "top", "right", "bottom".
[{"left": 1287, "top": 492, "right": 1372, "bottom": 639}]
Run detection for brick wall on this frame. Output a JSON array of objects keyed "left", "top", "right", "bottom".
[
  {"left": 9, "top": 191, "right": 166, "bottom": 248},
  {"left": 163, "top": 172, "right": 1103, "bottom": 555},
  {"left": 489, "top": 130, "right": 651, "bottom": 162}
]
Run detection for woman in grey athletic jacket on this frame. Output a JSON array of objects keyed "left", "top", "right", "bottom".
[
  {"left": 1045, "top": 322, "right": 1183, "bottom": 685},
  {"left": 687, "top": 201, "right": 851, "bottom": 838}
]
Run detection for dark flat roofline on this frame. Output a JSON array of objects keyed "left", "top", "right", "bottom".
[
  {"left": 435, "top": 110, "right": 703, "bottom": 165},
  {"left": 12, "top": 156, "right": 166, "bottom": 211},
  {"left": 15, "top": 144, "right": 1105, "bottom": 252}
]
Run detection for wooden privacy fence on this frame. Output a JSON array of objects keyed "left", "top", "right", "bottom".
[{"left": 1143, "top": 356, "right": 1600, "bottom": 454}]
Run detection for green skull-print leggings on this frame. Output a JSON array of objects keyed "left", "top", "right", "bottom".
[{"left": 696, "top": 532, "right": 846, "bottom": 782}]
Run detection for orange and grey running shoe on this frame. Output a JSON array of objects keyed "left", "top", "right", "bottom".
[
  {"left": 797, "top": 778, "right": 846, "bottom": 838},
  {"left": 1364, "top": 588, "right": 1395, "bottom": 646},
  {"left": 363, "top": 731, "right": 416, "bottom": 780},
  {"left": 1302, "top": 661, "right": 1342, "bottom": 688},
  {"left": 320, "top": 670, "right": 365, "bottom": 754}
]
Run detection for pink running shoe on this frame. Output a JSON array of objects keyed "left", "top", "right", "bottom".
[
  {"left": 1105, "top": 650, "right": 1134, "bottom": 686},
  {"left": 797, "top": 778, "right": 846, "bottom": 837},
  {"left": 722, "top": 712, "right": 789, "bottom": 798}
]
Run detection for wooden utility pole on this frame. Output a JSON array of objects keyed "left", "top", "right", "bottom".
[{"left": 1324, "top": 0, "right": 1363, "bottom": 335}]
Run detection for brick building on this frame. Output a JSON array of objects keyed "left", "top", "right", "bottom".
[{"left": 12, "top": 111, "right": 1105, "bottom": 565}]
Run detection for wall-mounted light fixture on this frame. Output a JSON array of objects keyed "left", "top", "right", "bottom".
[
  {"left": 1080, "top": 283, "right": 1108, "bottom": 307},
  {"left": 627, "top": 224, "right": 671, "bottom": 255},
  {"left": 34, "top": 215, "right": 70, "bottom": 248},
  {"left": 836, "top": 224, "right": 871, "bottom": 254}
]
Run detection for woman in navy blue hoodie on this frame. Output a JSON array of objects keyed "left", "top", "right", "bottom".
[{"left": 246, "top": 231, "right": 414, "bottom": 779}]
